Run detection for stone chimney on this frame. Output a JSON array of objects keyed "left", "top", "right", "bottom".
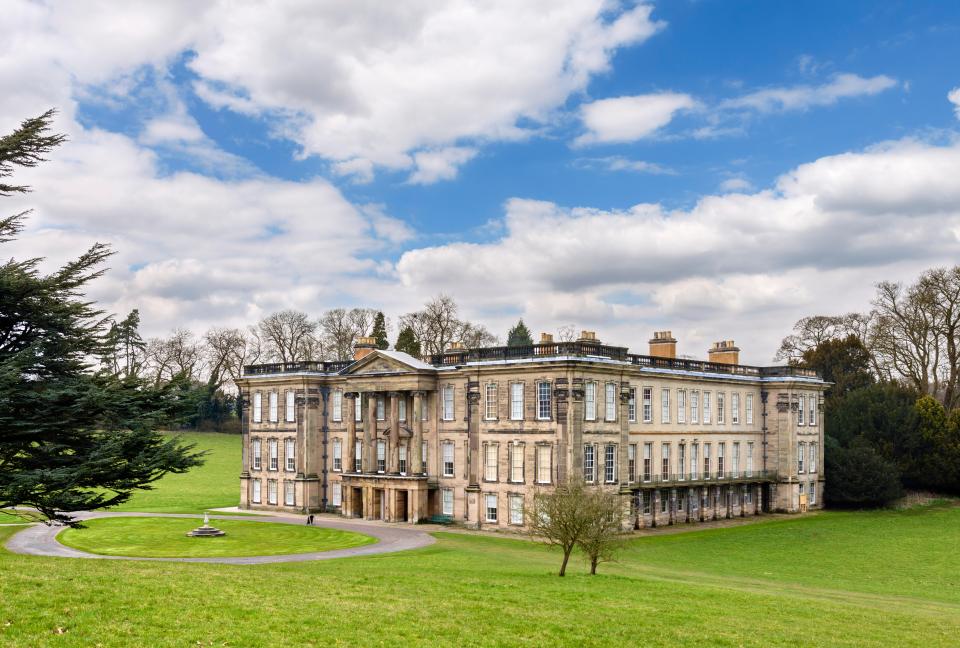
[
  {"left": 708, "top": 340, "right": 740, "bottom": 365},
  {"left": 577, "top": 330, "right": 599, "bottom": 343},
  {"left": 353, "top": 336, "right": 377, "bottom": 361},
  {"left": 540, "top": 333, "right": 554, "bottom": 343},
  {"left": 448, "top": 341, "right": 466, "bottom": 350},
  {"left": 649, "top": 331, "right": 677, "bottom": 359}
]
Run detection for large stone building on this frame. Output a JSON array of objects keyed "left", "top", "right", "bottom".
[{"left": 236, "top": 331, "right": 826, "bottom": 529}]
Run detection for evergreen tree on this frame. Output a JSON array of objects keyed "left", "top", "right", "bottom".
[
  {"left": 507, "top": 318, "right": 533, "bottom": 347},
  {"left": 0, "top": 111, "right": 202, "bottom": 525},
  {"left": 824, "top": 443, "right": 902, "bottom": 507},
  {"left": 372, "top": 311, "right": 389, "bottom": 350},
  {"left": 394, "top": 325, "right": 421, "bottom": 357}
]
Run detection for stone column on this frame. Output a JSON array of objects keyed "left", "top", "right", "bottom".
[
  {"left": 467, "top": 386, "right": 481, "bottom": 488},
  {"left": 412, "top": 391, "right": 425, "bottom": 474},
  {"left": 345, "top": 392, "right": 358, "bottom": 473},
  {"left": 389, "top": 391, "right": 401, "bottom": 474},
  {"left": 363, "top": 393, "right": 376, "bottom": 473}
]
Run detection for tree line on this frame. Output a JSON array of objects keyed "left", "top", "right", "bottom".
[{"left": 782, "top": 266, "right": 960, "bottom": 505}]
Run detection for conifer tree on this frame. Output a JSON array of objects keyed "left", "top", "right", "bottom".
[
  {"left": 372, "top": 311, "right": 389, "bottom": 350},
  {"left": 507, "top": 318, "right": 533, "bottom": 347},
  {"left": 394, "top": 325, "right": 421, "bottom": 358}
]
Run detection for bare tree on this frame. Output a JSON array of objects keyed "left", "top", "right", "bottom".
[
  {"left": 318, "top": 307, "right": 378, "bottom": 361},
  {"left": 557, "top": 324, "right": 578, "bottom": 342},
  {"left": 257, "top": 309, "right": 319, "bottom": 363},
  {"left": 774, "top": 315, "right": 845, "bottom": 362},
  {"left": 526, "top": 479, "right": 593, "bottom": 577},
  {"left": 399, "top": 295, "right": 498, "bottom": 355},
  {"left": 577, "top": 487, "right": 625, "bottom": 575},
  {"left": 203, "top": 327, "right": 248, "bottom": 388},
  {"left": 459, "top": 321, "right": 498, "bottom": 348},
  {"left": 143, "top": 329, "right": 204, "bottom": 385}
]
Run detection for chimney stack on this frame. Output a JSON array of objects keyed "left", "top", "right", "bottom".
[
  {"left": 448, "top": 341, "right": 466, "bottom": 351},
  {"left": 577, "top": 330, "right": 599, "bottom": 343},
  {"left": 353, "top": 336, "right": 377, "bottom": 361},
  {"left": 649, "top": 331, "right": 677, "bottom": 359},
  {"left": 708, "top": 340, "right": 740, "bottom": 365},
  {"left": 540, "top": 333, "right": 554, "bottom": 343}
]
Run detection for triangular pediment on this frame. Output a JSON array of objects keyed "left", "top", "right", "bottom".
[{"left": 342, "top": 350, "right": 435, "bottom": 375}]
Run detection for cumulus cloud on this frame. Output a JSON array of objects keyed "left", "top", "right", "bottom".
[
  {"left": 575, "top": 156, "right": 676, "bottom": 174},
  {"left": 718, "top": 177, "right": 753, "bottom": 192},
  {"left": 721, "top": 73, "right": 898, "bottom": 113},
  {"left": 408, "top": 147, "right": 478, "bottom": 185},
  {"left": 575, "top": 93, "right": 696, "bottom": 145},
  {"left": 949, "top": 87, "right": 960, "bottom": 119}
]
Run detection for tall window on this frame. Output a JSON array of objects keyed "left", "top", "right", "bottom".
[
  {"left": 399, "top": 443, "right": 407, "bottom": 474},
  {"left": 643, "top": 443, "right": 652, "bottom": 481},
  {"left": 703, "top": 443, "right": 711, "bottom": 479},
  {"left": 285, "top": 438, "right": 295, "bottom": 471},
  {"left": 628, "top": 444, "right": 636, "bottom": 483},
  {"left": 717, "top": 442, "right": 725, "bottom": 476},
  {"left": 333, "top": 390, "right": 343, "bottom": 422},
  {"left": 703, "top": 392, "right": 712, "bottom": 424},
  {"left": 485, "top": 383, "right": 498, "bottom": 420},
  {"left": 332, "top": 483, "right": 342, "bottom": 507},
  {"left": 809, "top": 482, "right": 817, "bottom": 505},
  {"left": 678, "top": 443, "right": 686, "bottom": 480},
  {"left": 661, "top": 443, "right": 670, "bottom": 480},
  {"left": 376, "top": 396, "right": 385, "bottom": 421},
  {"left": 252, "top": 438, "right": 262, "bottom": 471},
  {"left": 797, "top": 441, "right": 805, "bottom": 473},
  {"left": 510, "top": 383, "right": 524, "bottom": 421},
  {"left": 746, "top": 442, "right": 754, "bottom": 477},
  {"left": 376, "top": 440, "right": 386, "bottom": 473},
  {"left": 809, "top": 442, "right": 817, "bottom": 473},
  {"left": 809, "top": 394, "right": 817, "bottom": 426},
  {"left": 268, "top": 391, "right": 278, "bottom": 423},
  {"left": 442, "top": 385, "right": 454, "bottom": 421},
  {"left": 422, "top": 441, "right": 428, "bottom": 473},
  {"left": 285, "top": 390, "right": 295, "bottom": 422},
  {"left": 583, "top": 444, "right": 596, "bottom": 482},
  {"left": 716, "top": 392, "right": 725, "bottom": 424},
  {"left": 284, "top": 481, "right": 295, "bottom": 506},
  {"left": 690, "top": 443, "right": 698, "bottom": 479},
  {"left": 691, "top": 391, "right": 700, "bottom": 424},
  {"left": 537, "top": 382, "right": 552, "bottom": 420},
  {"left": 731, "top": 442, "right": 740, "bottom": 478},
  {"left": 354, "top": 439, "right": 362, "bottom": 472},
  {"left": 677, "top": 389, "right": 686, "bottom": 424},
  {"left": 355, "top": 394, "right": 362, "bottom": 422},
  {"left": 604, "top": 383, "right": 617, "bottom": 421},
  {"left": 485, "top": 493, "right": 498, "bottom": 523},
  {"left": 536, "top": 445, "right": 552, "bottom": 484},
  {"left": 584, "top": 382, "right": 596, "bottom": 421},
  {"left": 509, "top": 494, "right": 523, "bottom": 525},
  {"left": 604, "top": 444, "right": 616, "bottom": 483},
  {"left": 269, "top": 439, "right": 278, "bottom": 471},
  {"left": 746, "top": 393, "right": 754, "bottom": 425},
  {"left": 399, "top": 398, "right": 407, "bottom": 422},
  {"left": 642, "top": 387, "right": 652, "bottom": 423},
  {"left": 267, "top": 479, "right": 277, "bottom": 505},
  {"left": 441, "top": 488, "right": 453, "bottom": 516},
  {"left": 252, "top": 479, "right": 261, "bottom": 504},
  {"left": 442, "top": 442, "right": 454, "bottom": 477},
  {"left": 798, "top": 395, "right": 806, "bottom": 425},
  {"left": 731, "top": 393, "right": 740, "bottom": 424},
  {"left": 252, "top": 392, "right": 262, "bottom": 423},
  {"left": 628, "top": 388, "right": 637, "bottom": 422},
  {"left": 661, "top": 388, "right": 670, "bottom": 424},
  {"left": 333, "top": 438, "right": 342, "bottom": 472},
  {"left": 484, "top": 443, "right": 498, "bottom": 481},
  {"left": 510, "top": 443, "right": 524, "bottom": 482}
]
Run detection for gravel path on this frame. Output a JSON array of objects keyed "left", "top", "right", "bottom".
[{"left": 4, "top": 511, "right": 434, "bottom": 564}]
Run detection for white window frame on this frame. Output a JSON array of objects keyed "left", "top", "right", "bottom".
[
  {"left": 809, "top": 442, "right": 817, "bottom": 473},
  {"left": 399, "top": 443, "right": 407, "bottom": 475},
  {"left": 355, "top": 394, "right": 362, "bottom": 422},
  {"left": 661, "top": 443, "right": 670, "bottom": 480},
  {"left": 251, "top": 478, "right": 261, "bottom": 504},
  {"left": 703, "top": 443, "right": 711, "bottom": 479},
  {"left": 585, "top": 382, "right": 597, "bottom": 421},
  {"left": 604, "top": 444, "right": 616, "bottom": 483},
  {"left": 746, "top": 393, "right": 754, "bottom": 425},
  {"left": 628, "top": 443, "right": 636, "bottom": 483},
  {"left": 376, "top": 396, "right": 385, "bottom": 421},
  {"left": 643, "top": 442, "right": 652, "bottom": 482},
  {"left": 809, "top": 482, "right": 817, "bottom": 505},
  {"left": 509, "top": 442, "right": 524, "bottom": 483},
  {"left": 484, "top": 443, "right": 498, "bottom": 482},
  {"left": 510, "top": 382, "right": 524, "bottom": 421},
  {"left": 583, "top": 444, "right": 595, "bottom": 482},
  {"left": 399, "top": 398, "right": 407, "bottom": 422},
  {"left": 284, "top": 481, "right": 295, "bottom": 506},
  {"left": 332, "top": 483, "right": 342, "bottom": 507},
  {"left": 376, "top": 440, "right": 386, "bottom": 473},
  {"left": 485, "top": 493, "right": 498, "bottom": 523},
  {"left": 678, "top": 443, "right": 686, "bottom": 480},
  {"left": 677, "top": 389, "right": 686, "bottom": 424},
  {"left": 716, "top": 392, "right": 725, "bottom": 425},
  {"left": 604, "top": 382, "right": 617, "bottom": 422},
  {"left": 332, "top": 389, "right": 343, "bottom": 422},
  {"left": 442, "top": 385, "right": 454, "bottom": 421},
  {"left": 731, "top": 393, "right": 740, "bottom": 425},
  {"left": 661, "top": 388, "right": 670, "bottom": 424},
  {"left": 354, "top": 439, "right": 362, "bottom": 472},
  {"left": 485, "top": 383, "right": 498, "bottom": 420},
  {"left": 252, "top": 438, "right": 262, "bottom": 471},
  {"left": 642, "top": 387, "right": 652, "bottom": 423},
  {"left": 731, "top": 441, "right": 740, "bottom": 478},
  {"left": 442, "top": 441, "right": 455, "bottom": 477},
  {"left": 536, "top": 444, "right": 552, "bottom": 484},
  {"left": 267, "top": 479, "right": 277, "bottom": 505},
  {"left": 268, "top": 391, "right": 278, "bottom": 423},
  {"left": 285, "top": 438, "right": 295, "bottom": 472},
  {"left": 252, "top": 391, "right": 262, "bottom": 423},
  {"left": 797, "top": 441, "right": 805, "bottom": 474},
  {"left": 690, "top": 443, "right": 698, "bottom": 480},
  {"left": 285, "top": 390, "right": 295, "bottom": 423},
  {"left": 509, "top": 494, "right": 523, "bottom": 525},
  {"left": 809, "top": 394, "right": 817, "bottom": 426},
  {"left": 269, "top": 439, "right": 278, "bottom": 471},
  {"left": 441, "top": 488, "right": 454, "bottom": 516},
  {"left": 691, "top": 391, "right": 700, "bottom": 424},
  {"left": 333, "top": 438, "right": 342, "bottom": 472},
  {"left": 798, "top": 395, "right": 805, "bottom": 426},
  {"left": 628, "top": 387, "right": 637, "bottom": 422},
  {"left": 703, "top": 391, "right": 712, "bottom": 425},
  {"left": 747, "top": 441, "right": 754, "bottom": 477},
  {"left": 537, "top": 381, "right": 552, "bottom": 420}
]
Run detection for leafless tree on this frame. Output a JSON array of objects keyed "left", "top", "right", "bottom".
[
  {"left": 557, "top": 325, "right": 578, "bottom": 342},
  {"left": 257, "top": 309, "right": 319, "bottom": 363},
  {"left": 459, "top": 321, "right": 498, "bottom": 348},
  {"left": 143, "top": 329, "right": 204, "bottom": 385},
  {"left": 318, "top": 307, "right": 378, "bottom": 360},
  {"left": 577, "top": 487, "right": 625, "bottom": 575},
  {"left": 526, "top": 478, "right": 593, "bottom": 577},
  {"left": 774, "top": 315, "right": 846, "bottom": 362},
  {"left": 399, "top": 295, "right": 498, "bottom": 355},
  {"left": 203, "top": 327, "right": 248, "bottom": 388}
]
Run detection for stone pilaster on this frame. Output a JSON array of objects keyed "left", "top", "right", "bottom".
[
  {"left": 345, "top": 392, "right": 358, "bottom": 472},
  {"left": 412, "top": 391, "right": 425, "bottom": 474},
  {"left": 363, "top": 393, "right": 376, "bottom": 473},
  {"left": 389, "top": 391, "right": 400, "bottom": 474}
]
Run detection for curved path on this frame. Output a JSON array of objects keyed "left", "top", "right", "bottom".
[{"left": 4, "top": 511, "right": 435, "bottom": 564}]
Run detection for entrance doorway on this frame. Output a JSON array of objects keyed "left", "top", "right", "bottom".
[
  {"left": 373, "top": 489, "right": 384, "bottom": 520},
  {"left": 396, "top": 490, "right": 408, "bottom": 522},
  {"left": 352, "top": 487, "right": 363, "bottom": 518}
]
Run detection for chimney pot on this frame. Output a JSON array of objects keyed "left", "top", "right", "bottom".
[
  {"left": 353, "top": 336, "right": 377, "bottom": 361},
  {"left": 540, "top": 333, "right": 554, "bottom": 343},
  {"left": 708, "top": 340, "right": 740, "bottom": 365},
  {"left": 649, "top": 330, "right": 677, "bottom": 359}
]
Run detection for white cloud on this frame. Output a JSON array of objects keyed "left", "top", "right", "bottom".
[
  {"left": 949, "top": 87, "right": 960, "bottom": 119},
  {"left": 408, "top": 147, "right": 478, "bottom": 185},
  {"left": 721, "top": 73, "right": 898, "bottom": 113},
  {"left": 395, "top": 137, "right": 960, "bottom": 362},
  {"left": 575, "top": 93, "right": 696, "bottom": 145},
  {"left": 719, "top": 177, "right": 753, "bottom": 192},
  {"left": 575, "top": 156, "right": 676, "bottom": 174}
]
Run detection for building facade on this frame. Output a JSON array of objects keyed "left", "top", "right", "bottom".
[{"left": 236, "top": 332, "right": 827, "bottom": 529}]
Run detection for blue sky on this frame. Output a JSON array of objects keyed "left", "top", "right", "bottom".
[{"left": 5, "top": 1, "right": 960, "bottom": 362}]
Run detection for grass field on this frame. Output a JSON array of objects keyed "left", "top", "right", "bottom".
[
  {"left": 58, "top": 517, "right": 376, "bottom": 558},
  {"left": 1, "top": 433, "right": 958, "bottom": 646}
]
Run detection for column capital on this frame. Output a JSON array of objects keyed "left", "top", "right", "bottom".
[
  {"left": 410, "top": 390, "right": 427, "bottom": 398},
  {"left": 344, "top": 391, "right": 359, "bottom": 400}
]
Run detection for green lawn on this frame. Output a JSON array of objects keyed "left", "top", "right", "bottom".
[
  {"left": 108, "top": 432, "right": 241, "bottom": 514},
  {"left": 58, "top": 517, "right": 376, "bottom": 558},
  {"left": 2, "top": 433, "right": 959, "bottom": 646}
]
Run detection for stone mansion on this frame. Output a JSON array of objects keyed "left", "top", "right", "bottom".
[{"left": 236, "top": 331, "right": 826, "bottom": 529}]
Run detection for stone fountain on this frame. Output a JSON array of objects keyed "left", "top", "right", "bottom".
[{"left": 186, "top": 512, "right": 226, "bottom": 537}]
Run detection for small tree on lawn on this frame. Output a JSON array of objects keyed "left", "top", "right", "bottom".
[
  {"left": 507, "top": 319, "right": 533, "bottom": 347},
  {"left": 578, "top": 487, "right": 625, "bottom": 575},
  {"left": 526, "top": 478, "right": 592, "bottom": 576}
]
